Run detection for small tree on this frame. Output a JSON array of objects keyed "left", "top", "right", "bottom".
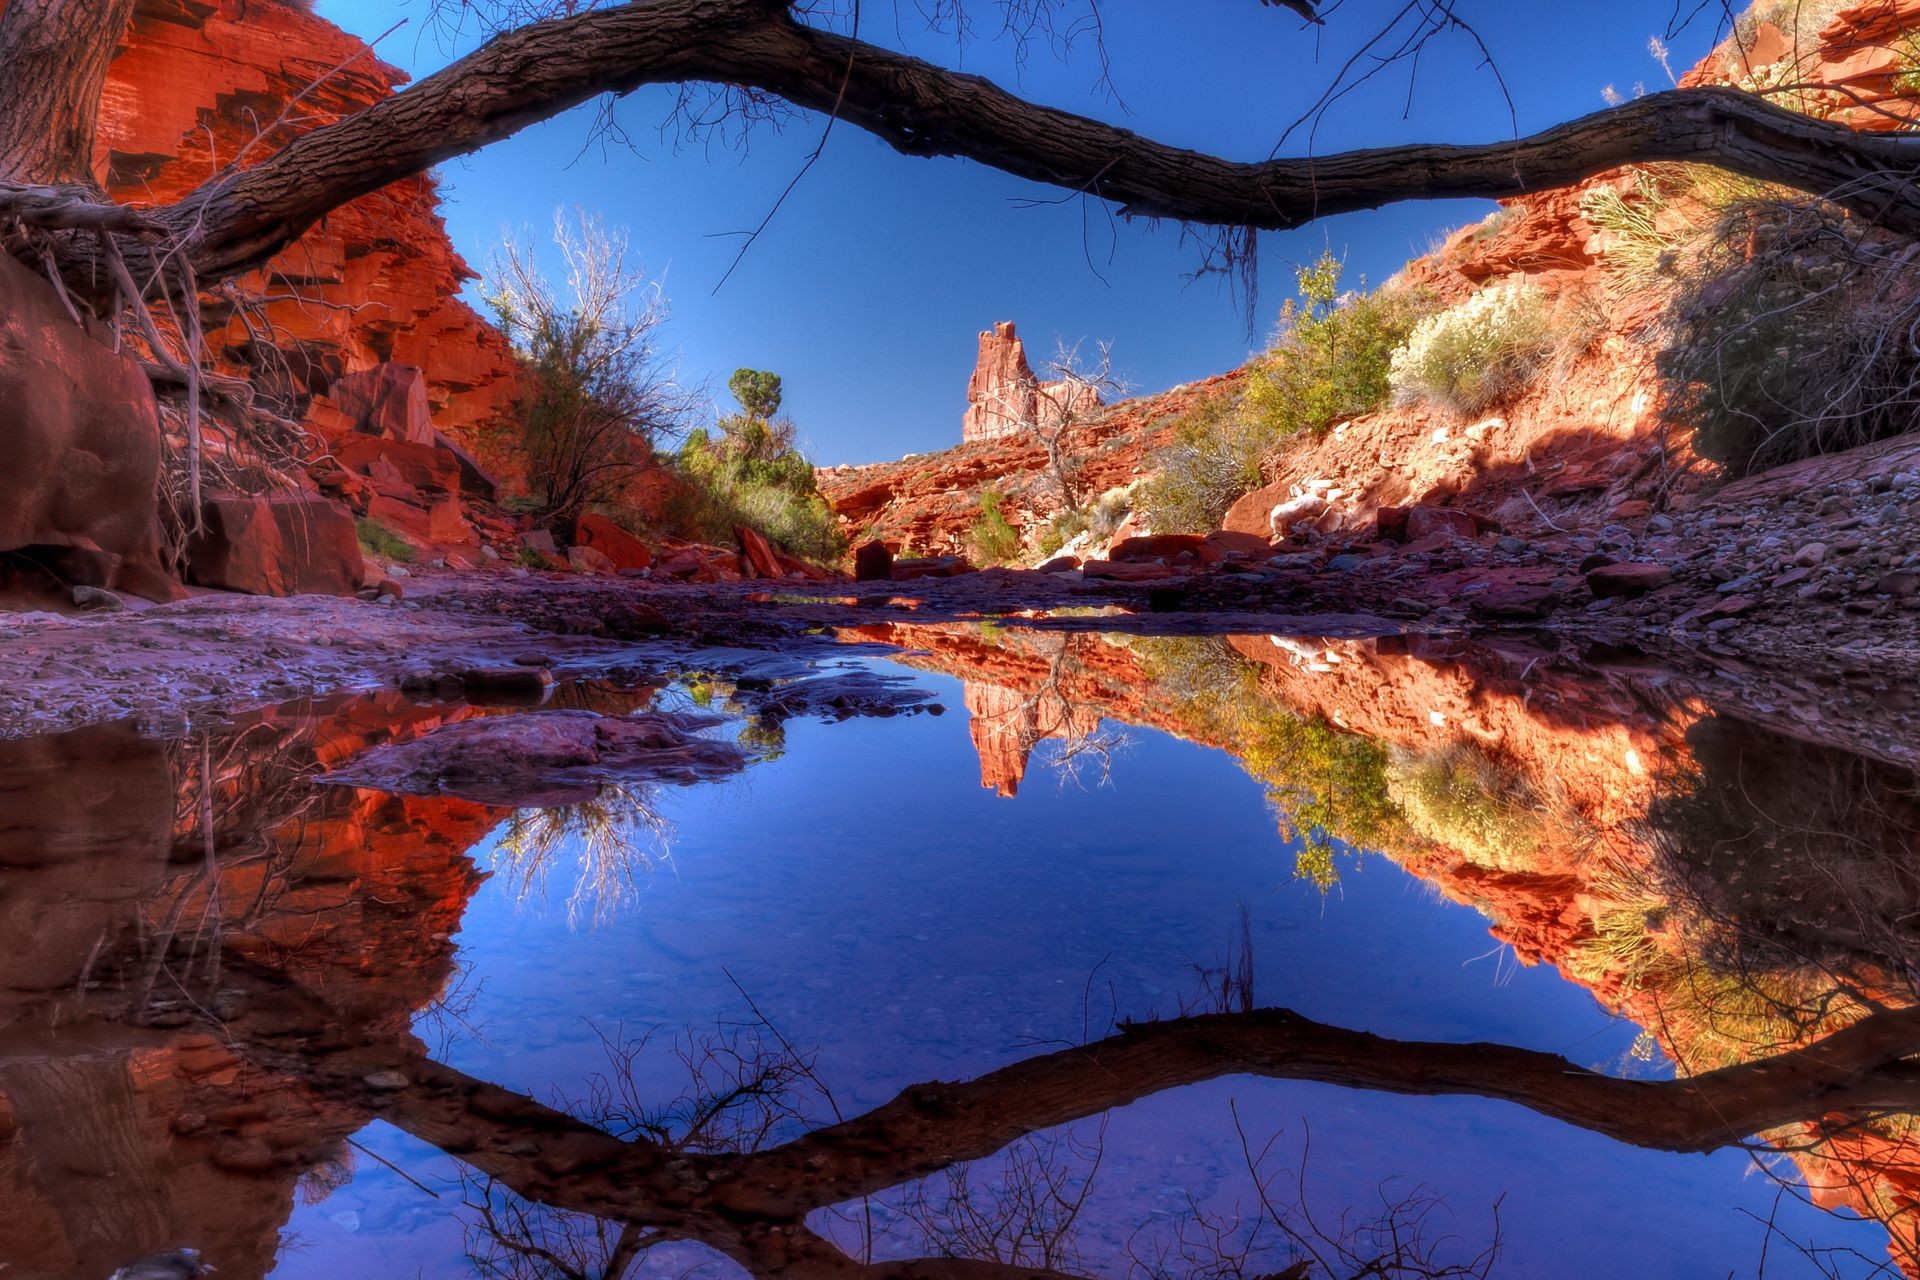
[
  {"left": 487, "top": 209, "right": 692, "bottom": 529},
  {"left": 727, "top": 368, "right": 784, "bottom": 423},
  {"left": 670, "top": 368, "right": 846, "bottom": 562}
]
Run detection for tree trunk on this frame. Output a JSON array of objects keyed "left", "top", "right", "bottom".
[
  {"left": 0, "top": 0, "right": 138, "bottom": 186},
  {"left": 12, "top": 0, "right": 1920, "bottom": 303}
]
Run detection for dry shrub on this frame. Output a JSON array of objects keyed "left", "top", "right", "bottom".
[
  {"left": 1389, "top": 279, "right": 1556, "bottom": 418},
  {"left": 1658, "top": 196, "right": 1920, "bottom": 473}
]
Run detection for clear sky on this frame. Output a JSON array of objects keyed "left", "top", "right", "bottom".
[{"left": 315, "top": 0, "right": 1720, "bottom": 465}]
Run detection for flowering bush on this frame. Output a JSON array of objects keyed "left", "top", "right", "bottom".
[{"left": 1389, "top": 280, "right": 1554, "bottom": 417}]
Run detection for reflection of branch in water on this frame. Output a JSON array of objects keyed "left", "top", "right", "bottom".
[
  {"left": 1182, "top": 903, "right": 1257, "bottom": 1018},
  {"left": 571, "top": 1020, "right": 829, "bottom": 1155},
  {"left": 1128, "top": 1112, "right": 1501, "bottom": 1280},
  {"left": 888, "top": 1121, "right": 1106, "bottom": 1276},
  {"left": 492, "top": 785, "right": 673, "bottom": 926},
  {"left": 461, "top": 1170, "right": 656, "bottom": 1280}
]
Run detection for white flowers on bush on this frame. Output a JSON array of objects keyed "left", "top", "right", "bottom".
[{"left": 1389, "top": 279, "right": 1554, "bottom": 417}]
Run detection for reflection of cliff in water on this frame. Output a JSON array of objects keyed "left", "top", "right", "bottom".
[
  {"left": 11, "top": 643, "right": 1920, "bottom": 1276},
  {"left": 871, "top": 621, "right": 1920, "bottom": 1272},
  {"left": 0, "top": 695, "right": 504, "bottom": 1278}
]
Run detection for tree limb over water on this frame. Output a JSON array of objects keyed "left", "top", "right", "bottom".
[{"left": 10, "top": 0, "right": 1920, "bottom": 303}]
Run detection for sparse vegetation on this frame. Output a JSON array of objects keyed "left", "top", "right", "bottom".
[
  {"left": 486, "top": 210, "right": 693, "bottom": 530},
  {"left": 669, "top": 368, "right": 846, "bottom": 563},
  {"left": 1658, "top": 196, "right": 1920, "bottom": 472},
  {"left": 1385, "top": 742, "right": 1569, "bottom": 874},
  {"left": 969, "top": 490, "right": 1022, "bottom": 565},
  {"left": 1139, "top": 253, "right": 1424, "bottom": 532},
  {"left": 1135, "top": 394, "right": 1267, "bottom": 534},
  {"left": 1389, "top": 279, "right": 1555, "bottom": 418},
  {"left": 1040, "top": 485, "right": 1133, "bottom": 556},
  {"left": 355, "top": 516, "right": 414, "bottom": 563}
]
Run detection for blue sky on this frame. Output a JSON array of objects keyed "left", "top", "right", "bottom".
[{"left": 316, "top": 1, "right": 1720, "bottom": 465}]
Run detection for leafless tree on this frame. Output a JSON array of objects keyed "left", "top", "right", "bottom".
[
  {"left": 486, "top": 209, "right": 696, "bottom": 528},
  {"left": 978, "top": 340, "right": 1129, "bottom": 516}
]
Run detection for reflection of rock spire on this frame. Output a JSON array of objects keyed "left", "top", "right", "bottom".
[
  {"left": 965, "top": 680, "right": 1040, "bottom": 797},
  {"left": 964, "top": 668, "right": 1110, "bottom": 798}
]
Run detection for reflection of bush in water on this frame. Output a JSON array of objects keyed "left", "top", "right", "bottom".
[
  {"left": 1647, "top": 716, "right": 1920, "bottom": 994},
  {"left": 1134, "top": 636, "right": 1407, "bottom": 889},
  {"left": 1385, "top": 742, "right": 1574, "bottom": 875},
  {"left": 493, "top": 784, "right": 671, "bottom": 926},
  {"left": 1616, "top": 715, "right": 1920, "bottom": 1069}
]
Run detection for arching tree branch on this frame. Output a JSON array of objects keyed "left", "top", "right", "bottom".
[{"left": 37, "top": 0, "right": 1920, "bottom": 297}]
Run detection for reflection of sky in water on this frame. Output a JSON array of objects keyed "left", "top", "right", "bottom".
[{"left": 270, "top": 658, "right": 1886, "bottom": 1278}]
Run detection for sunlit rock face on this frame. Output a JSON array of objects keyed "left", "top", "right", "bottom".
[
  {"left": 0, "top": 252, "right": 178, "bottom": 600},
  {"left": 96, "top": 0, "right": 522, "bottom": 489},
  {"left": 960, "top": 321, "right": 1103, "bottom": 445}
]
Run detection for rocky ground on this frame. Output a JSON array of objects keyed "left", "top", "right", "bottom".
[{"left": 10, "top": 496, "right": 1920, "bottom": 743}]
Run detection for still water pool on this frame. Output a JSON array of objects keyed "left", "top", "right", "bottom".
[{"left": 0, "top": 628, "right": 1907, "bottom": 1278}]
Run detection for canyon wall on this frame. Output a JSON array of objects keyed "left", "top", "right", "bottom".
[{"left": 100, "top": 0, "right": 520, "bottom": 470}]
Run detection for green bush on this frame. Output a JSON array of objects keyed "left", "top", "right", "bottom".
[
  {"left": 1138, "top": 253, "right": 1423, "bottom": 533},
  {"left": 1243, "top": 251, "right": 1427, "bottom": 441},
  {"left": 969, "top": 490, "right": 1021, "bottom": 565},
  {"left": 1388, "top": 279, "right": 1555, "bottom": 418},
  {"left": 667, "top": 375, "right": 847, "bottom": 564},
  {"left": 355, "top": 516, "right": 414, "bottom": 563},
  {"left": 1135, "top": 394, "right": 1266, "bottom": 534}
]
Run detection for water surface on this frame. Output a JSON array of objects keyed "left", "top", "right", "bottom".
[{"left": 0, "top": 629, "right": 1911, "bottom": 1278}]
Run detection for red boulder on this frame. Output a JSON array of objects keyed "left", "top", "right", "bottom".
[
  {"left": 576, "top": 513, "right": 654, "bottom": 571},
  {"left": 187, "top": 493, "right": 365, "bottom": 596}
]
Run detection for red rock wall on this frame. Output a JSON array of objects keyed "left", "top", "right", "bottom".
[{"left": 96, "top": 0, "right": 523, "bottom": 485}]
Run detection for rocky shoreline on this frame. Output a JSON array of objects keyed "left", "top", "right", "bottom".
[{"left": 8, "top": 533, "right": 1920, "bottom": 742}]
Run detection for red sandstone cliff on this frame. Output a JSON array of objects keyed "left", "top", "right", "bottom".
[{"left": 99, "top": 0, "right": 520, "bottom": 471}]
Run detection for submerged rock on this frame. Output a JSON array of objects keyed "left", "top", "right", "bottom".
[{"left": 322, "top": 710, "right": 746, "bottom": 806}]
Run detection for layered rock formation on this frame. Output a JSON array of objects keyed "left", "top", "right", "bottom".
[
  {"left": 100, "top": 0, "right": 520, "bottom": 471},
  {"left": 822, "top": 373, "right": 1236, "bottom": 556},
  {"left": 960, "top": 321, "right": 1104, "bottom": 444}
]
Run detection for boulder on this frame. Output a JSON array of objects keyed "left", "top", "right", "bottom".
[
  {"left": 736, "top": 524, "right": 786, "bottom": 579},
  {"left": 576, "top": 513, "right": 653, "bottom": 571},
  {"left": 431, "top": 428, "right": 501, "bottom": 501},
  {"left": 329, "top": 363, "right": 435, "bottom": 444},
  {"left": 892, "top": 556, "right": 972, "bottom": 580},
  {"left": 1036, "top": 555, "right": 1081, "bottom": 574},
  {"left": 1380, "top": 505, "right": 1491, "bottom": 543},
  {"left": 854, "top": 540, "right": 894, "bottom": 581},
  {"left": 522, "top": 529, "right": 560, "bottom": 557},
  {"left": 1586, "top": 561, "right": 1674, "bottom": 597},
  {"left": 186, "top": 493, "right": 365, "bottom": 596},
  {"left": 1107, "top": 533, "right": 1222, "bottom": 564},
  {"left": 568, "top": 545, "right": 617, "bottom": 575},
  {"left": 0, "top": 251, "right": 175, "bottom": 599},
  {"left": 321, "top": 710, "right": 748, "bottom": 807},
  {"left": 1269, "top": 492, "right": 1332, "bottom": 537},
  {"left": 1082, "top": 559, "right": 1178, "bottom": 581},
  {"left": 1203, "top": 530, "right": 1274, "bottom": 559},
  {"left": 333, "top": 435, "right": 461, "bottom": 495}
]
